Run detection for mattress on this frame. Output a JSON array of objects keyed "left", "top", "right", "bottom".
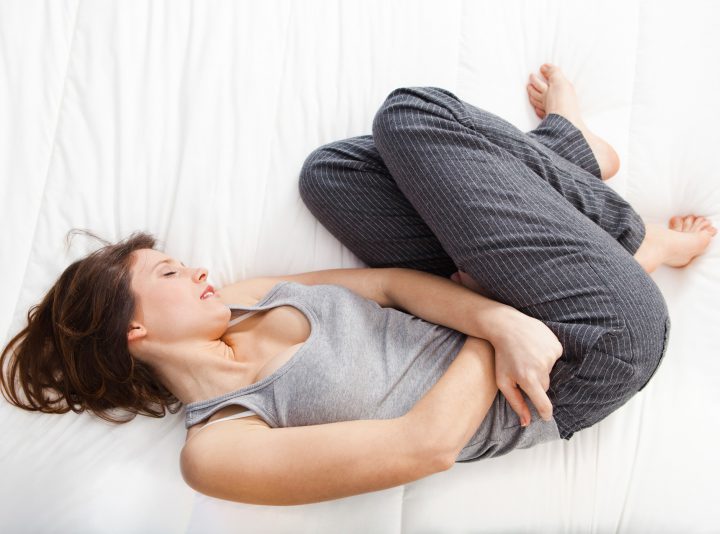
[{"left": 1, "top": 0, "right": 718, "bottom": 532}]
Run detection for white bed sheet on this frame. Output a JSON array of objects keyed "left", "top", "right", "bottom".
[{"left": 1, "top": 1, "right": 718, "bottom": 532}]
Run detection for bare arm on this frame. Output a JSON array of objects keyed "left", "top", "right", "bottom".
[
  {"left": 181, "top": 336, "right": 497, "bottom": 505},
  {"left": 383, "top": 267, "right": 514, "bottom": 340}
]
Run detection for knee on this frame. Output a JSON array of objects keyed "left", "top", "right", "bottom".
[
  {"left": 298, "top": 143, "right": 336, "bottom": 208},
  {"left": 631, "top": 311, "right": 671, "bottom": 392},
  {"left": 625, "top": 277, "right": 670, "bottom": 390},
  {"left": 608, "top": 310, "right": 669, "bottom": 394},
  {"left": 372, "top": 87, "right": 414, "bottom": 143},
  {"left": 371, "top": 86, "right": 460, "bottom": 146}
]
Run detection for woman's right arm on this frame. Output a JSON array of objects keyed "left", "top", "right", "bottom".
[{"left": 180, "top": 335, "right": 496, "bottom": 505}]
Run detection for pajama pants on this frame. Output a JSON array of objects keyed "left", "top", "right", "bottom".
[{"left": 298, "top": 86, "right": 671, "bottom": 441}]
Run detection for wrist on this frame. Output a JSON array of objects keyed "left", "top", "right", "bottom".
[{"left": 476, "top": 304, "right": 518, "bottom": 342}]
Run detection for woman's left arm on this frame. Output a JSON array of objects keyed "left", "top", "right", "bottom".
[
  {"left": 383, "top": 267, "right": 564, "bottom": 427},
  {"left": 383, "top": 267, "right": 513, "bottom": 340}
]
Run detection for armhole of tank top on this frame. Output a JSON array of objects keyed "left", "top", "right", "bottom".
[{"left": 201, "top": 409, "right": 257, "bottom": 430}]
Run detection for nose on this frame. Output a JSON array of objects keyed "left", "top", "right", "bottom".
[{"left": 194, "top": 267, "right": 209, "bottom": 283}]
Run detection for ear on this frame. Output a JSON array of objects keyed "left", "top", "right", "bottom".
[{"left": 127, "top": 321, "right": 147, "bottom": 343}]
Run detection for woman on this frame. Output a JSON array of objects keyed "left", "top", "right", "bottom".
[{"left": 1, "top": 64, "right": 714, "bottom": 507}]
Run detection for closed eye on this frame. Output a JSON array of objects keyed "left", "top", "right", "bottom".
[{"left": 164, "top": 271, "right": 177, "bottom": 277}]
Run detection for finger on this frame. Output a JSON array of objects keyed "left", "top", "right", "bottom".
[
  {"left": 524, "top": 382, "right": 554, "bottom": 421},
  {"left": 541, "top": 373, "right": 550, "bottom": 392},
  {"left": 499, "top": 382, "right": 532, "bottom": 427}
]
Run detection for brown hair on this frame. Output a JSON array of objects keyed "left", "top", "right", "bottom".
[{"left": 0, "top": 229, "right": 183, "bottom": 425}]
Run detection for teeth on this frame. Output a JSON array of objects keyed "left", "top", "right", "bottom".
[{"left": 202, "top": 291, "right": 214, "bottom": 299}]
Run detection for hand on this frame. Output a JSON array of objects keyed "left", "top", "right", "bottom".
[{"left": 485, "top": 308, "right": 564, "bottom": 427}]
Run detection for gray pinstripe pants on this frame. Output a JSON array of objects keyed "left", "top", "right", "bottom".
[{"left": 298, "top": 86, "right": 671, "bottom": 440}]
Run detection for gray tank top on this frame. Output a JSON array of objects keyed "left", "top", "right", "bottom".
[{"left": 183, "top": 280, "right": 561, "bottom": 462}]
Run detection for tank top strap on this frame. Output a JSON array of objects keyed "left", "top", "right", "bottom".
[{"left": 226, "top": 280, "right": 292, "bottom": 312}]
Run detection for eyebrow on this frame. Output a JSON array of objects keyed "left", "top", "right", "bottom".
[{"left": 152, "top": 259, "right": 187, "bottom": 272}]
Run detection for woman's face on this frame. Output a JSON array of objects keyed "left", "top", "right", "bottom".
[{"left": 128, "top": 248, "right": 231, "bottom": 345}]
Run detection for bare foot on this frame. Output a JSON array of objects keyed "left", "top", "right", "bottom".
[
  {"left": 633, "top": 215, "right": 717, "bottom": 273},
  {"left": 527, "top": 63, "right": 621, "bottom": 181}
]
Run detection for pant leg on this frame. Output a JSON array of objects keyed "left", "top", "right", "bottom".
[
  {"left": 526, "top": 113, "right": 603, "bottom": 179},
  {"left": 524, "top": 113, "right": 647, "bottom": 255},
  {"left": 367, "top": 86, "right": 669, "bottom": 440}
]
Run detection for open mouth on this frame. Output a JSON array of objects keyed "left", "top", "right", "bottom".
[{"left": 200, "top": 285, "right": 215, "bottom": 299}]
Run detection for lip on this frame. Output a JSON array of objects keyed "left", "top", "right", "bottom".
[{"left": 200, "top": 285, "right": 215, "bottom": 299}]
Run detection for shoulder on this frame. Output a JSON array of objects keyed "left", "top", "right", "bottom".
[{"left": 181, "top": 415, "right": 271, "bottom": 489}]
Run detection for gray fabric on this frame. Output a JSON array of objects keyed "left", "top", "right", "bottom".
[
  {"left": 298, "top": 86, "right": 671, "bottom": 446},
  {"left": 184, "top": 280, "right": 562, "bottom": 462}
]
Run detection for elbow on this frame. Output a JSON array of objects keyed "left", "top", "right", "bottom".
[
  {"left": 412, "top": 423, "right": 457, "bottom": 473},
  {"left": 424, "top": 441, "right": 455, "bottom": 473},
  {"left": 437, "top": 448, "right": 457, "bottom": 472},
  {"left": 180, "top": 447, "right": 202, "bottom": 492},
  {"left": 410, "top": 435, "right": 455, "bottom": 476}
]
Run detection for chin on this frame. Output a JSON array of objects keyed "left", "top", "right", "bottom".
[{"left": 211, "top": 307, "right": 232, "bottom": 337}]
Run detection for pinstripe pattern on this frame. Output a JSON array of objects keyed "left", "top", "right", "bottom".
[{"left": 299, "top": 86, "right": 670, "bottom": 440}]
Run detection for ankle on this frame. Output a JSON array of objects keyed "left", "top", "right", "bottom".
[{"left": 633, "top": 223, "right": 667, "bottom": 272}]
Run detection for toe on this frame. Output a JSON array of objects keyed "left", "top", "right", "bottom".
[
  {"left": 527, "top": 82, "right": 543, "bottom": 99},
  {"left": 528, "top": 92, "right": 543, "bottom": 108},
  {"left": 540, "top": 63, "right": 561, "bottom": 81},
  {"left": 669, "top": 216, "right": 682, "bottom": 230},
  {"left": 683, "top": 216, "right": 695, "bottom": 232},
  {"left": 530, "top": 73, "right": 548, "bottom": 91}
]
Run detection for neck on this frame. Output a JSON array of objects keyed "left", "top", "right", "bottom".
[{"left": 138, "top": 337, "right": 256, "bottom": 405}]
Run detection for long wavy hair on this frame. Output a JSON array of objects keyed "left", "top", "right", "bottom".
[{"left": 0, "top": 229, "right": 183, "bottom": 424}]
